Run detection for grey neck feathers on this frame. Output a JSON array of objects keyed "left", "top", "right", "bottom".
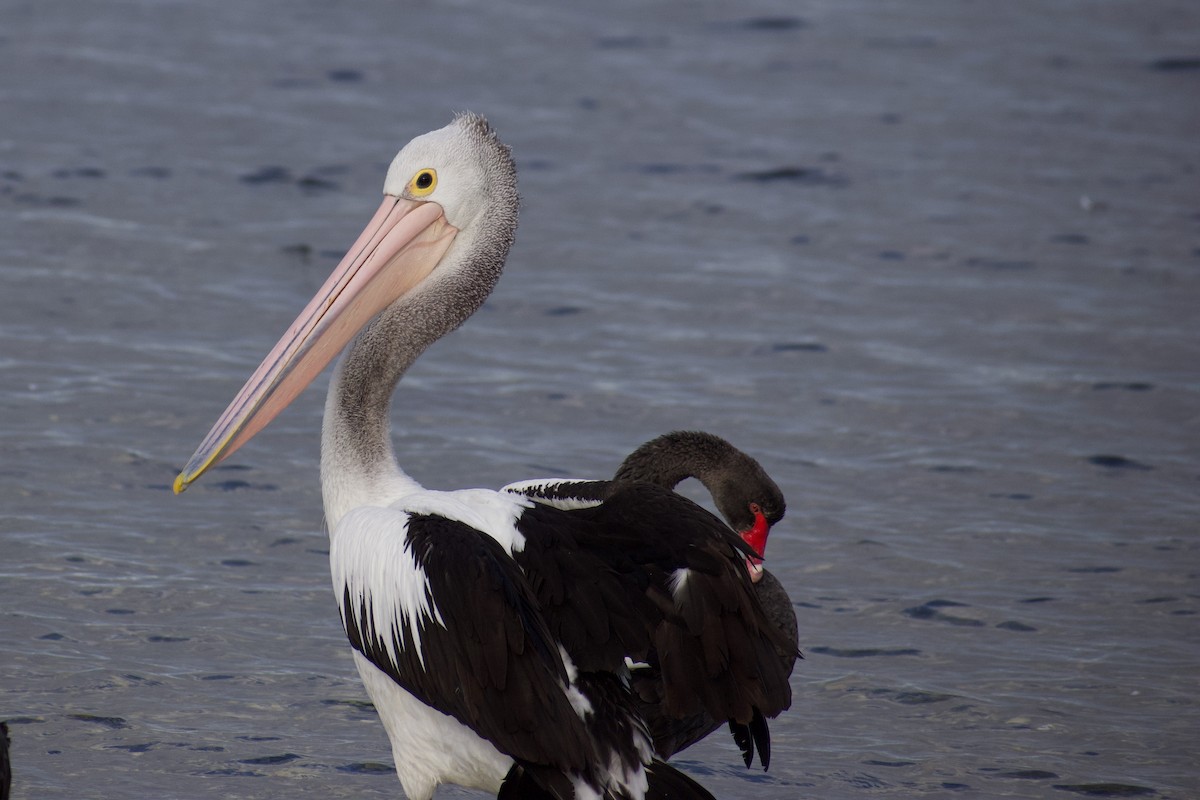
[{"left": 322, "top": 201, "right": 517, "bottom": 489}]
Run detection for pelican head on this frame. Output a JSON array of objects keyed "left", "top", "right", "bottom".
[{"left": 174, "top": 113, "right": 518, "bottom": 493}]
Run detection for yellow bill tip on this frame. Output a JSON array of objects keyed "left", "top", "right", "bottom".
[{"left": 173, "top": 472, "right": 190, "bottom": 495}]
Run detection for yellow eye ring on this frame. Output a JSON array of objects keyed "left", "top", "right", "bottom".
[{"left": 409, "top": 169, "right": 437, "bottom": 197}]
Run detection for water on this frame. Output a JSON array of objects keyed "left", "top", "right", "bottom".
[{"left": 2, "top": 1, "right": 1198, "bottom": 797}]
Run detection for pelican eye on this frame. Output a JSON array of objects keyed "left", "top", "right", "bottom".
[{"left": 410, "top": 169, "right": 437, "bottom": 196}]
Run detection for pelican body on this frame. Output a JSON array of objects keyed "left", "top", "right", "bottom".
[{"left": 175, "top": 115, "right": 792, "bottom": 800}]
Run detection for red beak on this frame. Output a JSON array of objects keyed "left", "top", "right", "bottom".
[{"left": 739, "top": 509, "right": 770, "bottom": 584}]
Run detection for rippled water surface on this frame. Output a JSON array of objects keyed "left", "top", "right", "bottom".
[{"left": 3, "top": 1, "right": 1198, "bottom": 798}]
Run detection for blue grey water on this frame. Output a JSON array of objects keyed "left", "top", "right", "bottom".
[{"left": 2, "top": 1, "right": 1197, "bottom": 797}]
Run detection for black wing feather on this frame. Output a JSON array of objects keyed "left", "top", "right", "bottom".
[
  {"left": 515, "top": 483, "right": 793, "bottom": 742},
  {"left": 514, "top": 502, "right": 662, "bottom": 672},
  {"left": 583, "top": 483, "right": 794, "bottom": 723},
  {"left": 339, "top": 513, "right": 593, "bottom": 774}
]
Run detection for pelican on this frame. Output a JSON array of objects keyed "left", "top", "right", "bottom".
[
  {"left": 175, "top": 114, "right": 792, "bottom": 800},
  {"left": 505, "top": 430, "right": 799, "bottom": 767}
]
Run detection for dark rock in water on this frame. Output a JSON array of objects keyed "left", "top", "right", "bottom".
[
  {"left": 1086, "top": 454, "right": 1153, "bottom": 471},
  {"left": 1, "top": 721, "right": 10, "bottom": 800}
]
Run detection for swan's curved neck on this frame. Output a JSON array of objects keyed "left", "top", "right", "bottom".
[{"left": 615, "top": 432, "right": 738, "bottom": 491}]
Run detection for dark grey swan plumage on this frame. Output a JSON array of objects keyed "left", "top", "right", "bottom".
[{"left": 507, "top": 430, "right": 800, "bottom": 769}]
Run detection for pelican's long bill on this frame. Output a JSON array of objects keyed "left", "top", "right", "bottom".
[{"left": 174, "top": 196, "right": 458, "bottom": 494}]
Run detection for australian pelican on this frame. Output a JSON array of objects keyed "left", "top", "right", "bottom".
[{"left": 175, "top": 114, "right": 792, "bottom": 800}]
